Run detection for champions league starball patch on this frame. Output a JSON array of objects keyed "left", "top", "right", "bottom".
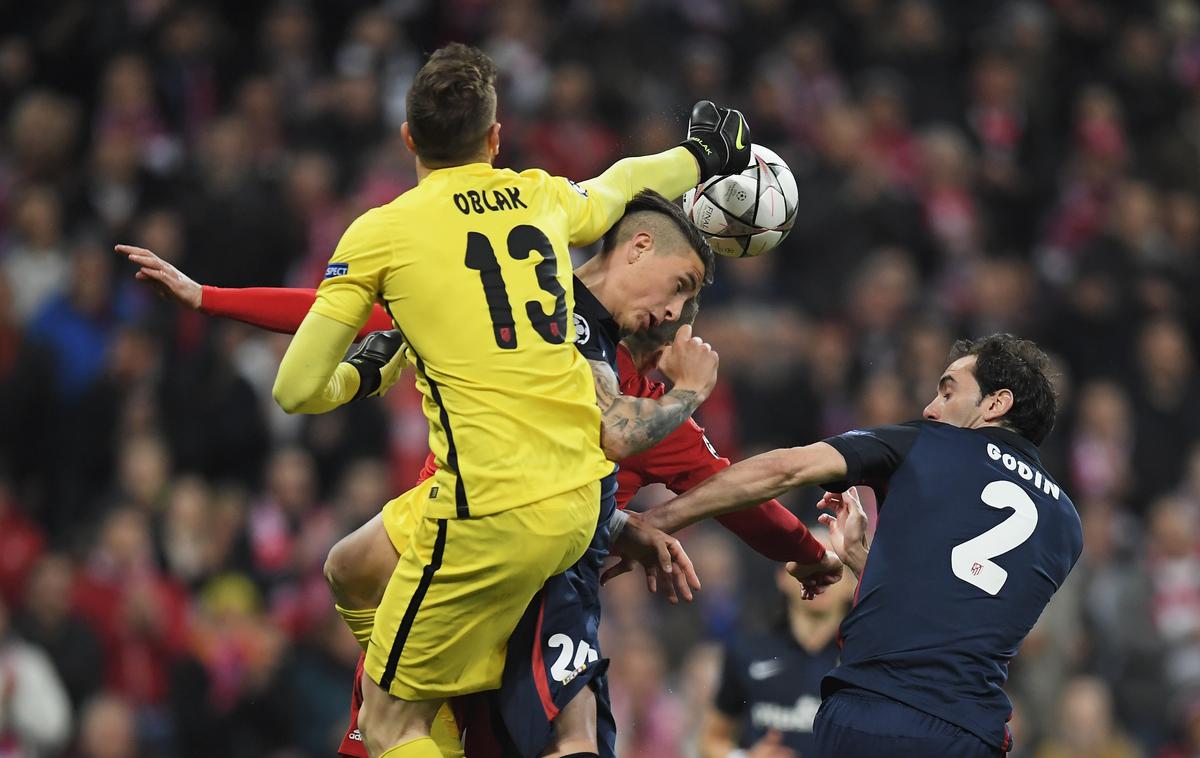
[{"left": 574, "top": 313, "right": 591, "bottom": 345}]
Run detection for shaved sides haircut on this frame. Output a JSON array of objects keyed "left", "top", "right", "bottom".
[{"left": 602, "top": 190, "right": 715, "bottom": 286}]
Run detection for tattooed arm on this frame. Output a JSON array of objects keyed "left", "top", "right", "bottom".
[
  {"left": 591, "top": 359, "right": 704, "bottom": 460},
  {"left": 589, "top": 324, "right": 719, "bottom": 460}
]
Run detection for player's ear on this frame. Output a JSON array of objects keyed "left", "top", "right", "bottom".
[
  {"left": 983, "top": 388, "right": 1014, "bottom": 422},
  {"left": 401, "top": 122, "right": 417, "bottom": 155},
  {"left": 627, "top": 231, "right": 652, "bottom": 263},
  {"left": 486, "top": 122, "right": 501, "bottom": 158}
]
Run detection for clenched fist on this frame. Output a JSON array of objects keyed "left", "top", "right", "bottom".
[{"left": 656, "top": 323, "right": 718, "bottom": 401}]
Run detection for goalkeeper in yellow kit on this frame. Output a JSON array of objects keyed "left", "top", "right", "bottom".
[{"left": 270, "top": 43, "right": 751, "bottom": 758}]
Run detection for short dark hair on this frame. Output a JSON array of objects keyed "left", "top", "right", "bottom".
[
  {"left": 601, "top": 190, "right": 715, "bottom": 286},
  {"left": 405, "top": 43, "right": 497, "bottom": 166},
  {"left": 948, "top": 334, "right": 1057, "bottom": 445}
]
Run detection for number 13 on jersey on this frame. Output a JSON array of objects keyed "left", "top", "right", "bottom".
[{"left": 465, "top": 224, "right": 568, "bottom": 350}]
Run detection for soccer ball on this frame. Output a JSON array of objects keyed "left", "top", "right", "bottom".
[{"left": 682, "top": 144, "right": 798, "bottom": 257}]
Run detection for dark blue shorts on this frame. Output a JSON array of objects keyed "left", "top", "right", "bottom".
[
  {"left": 486, "top": 473, "right": 618, "bottom": 758},
  {"left": 814, "top": 687, "right": 1006, "bottom": 758}
]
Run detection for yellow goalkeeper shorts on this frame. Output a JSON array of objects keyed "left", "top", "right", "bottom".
[{"left": 365, "top": 475, "right": 599, "bottom": 700}]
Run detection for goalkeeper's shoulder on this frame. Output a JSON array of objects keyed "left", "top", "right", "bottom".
[
  {"left": 513, "top": 166, "right": 553, "bottom": 182},
  {"left": 507, "top": 166, "right": 596, "bottom": 211},
  {"left": 336, "top": 204, "right": 396, "bottom": 248},
  {"left": 514, "top": 165, "right": 573, "bottom": 192}
]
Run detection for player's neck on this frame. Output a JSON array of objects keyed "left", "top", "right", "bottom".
[
  {"left": 787, "top": 607, "right": 840, "bottom": 653},
  {"left": 574, "top": 256, "right": 616, "bottom": 314},
  {"left": 413, "top": 153, "right": 496, "bottom": 183},
  {"left": 971, "top": 419, "right": 1009, "bottom": 434}
]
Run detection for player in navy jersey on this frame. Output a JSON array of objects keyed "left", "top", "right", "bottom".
[
  {"left": 643, "top": 334, "right": 1083, "bottom": 757},
  {"left": 703, "top": 533, "right": 855, "bottom": 758}
]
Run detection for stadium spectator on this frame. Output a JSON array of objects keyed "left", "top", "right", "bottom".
[
  {"left": 1032, "top": 676, "right": 1142, "bottom": 758},
  {"left": 76, "top": 693, "right": 140, "bottom": 758},
  {"left": 2, "top": 184, "right": 68, "bottom": 325},
  {"left": 13, "top": 555, "right": 105, "bottom": 709},
  {"left": 703, "top": 556, "right": 855, "bottom": 757},
  {"left": 73, "top": 508, "right": 189, "bottom": 707},
  {"left": 0, "top": 596, "right": 72, "bottom": 756},
  {"left": 608, "top": 629, "right": 686, "bottom": 758},
  {"left": 0, "top": 475, "right": 43, "bottom": 608}
]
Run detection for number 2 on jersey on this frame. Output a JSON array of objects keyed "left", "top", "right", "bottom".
[
  {"left": 951, "top": 480, "right": 1038, "bottom": 595},
  {"left": 465, "top": 225, "right": 568, "bottom": 349}
]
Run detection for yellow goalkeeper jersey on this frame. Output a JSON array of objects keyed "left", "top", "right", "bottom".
[{"left": 310, "top": 148, "right": 698, "bottom": 518}]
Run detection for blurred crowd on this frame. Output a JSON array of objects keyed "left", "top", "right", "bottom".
[{"left": 1, "top": 0, "right": 1199, "bottom": 756}]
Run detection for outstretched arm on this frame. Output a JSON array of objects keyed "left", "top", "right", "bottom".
[
  {"left": 562, "top": 100, "right": 752, "bottom": 246},
  {"left": 115, "top": 245, "right": 394, "bottom": 338},
  {"left": 615, "top": 423, "right": 844, "bottom": 597},
  {"left": 608, "top": 367, "right": 828, "bottom": 566},
  {"left": 569, "top": 148, "right": 701, "bottom": 246},
  {"left": 643, "top": 442, "right": 848, "bottom": 535},
  {"left": 714, "top": 501, "right": 825, "bottom": 564},
  {"left": 203, "top": 287, "right": 394, "bottom": 338}
]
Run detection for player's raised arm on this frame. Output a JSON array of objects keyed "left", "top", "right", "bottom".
[
  {"left": 116, "top": 244, "right": 204, "bottom": 308},
  {"left": 272, "top": 209, "right": 398, "bottom": 413},
  {"left": 589, "top": 323, "right": 718, "bottom": 460},
  {"left": 115, "top": 244, "right": 394, "bottom": 338},
  {"left": 564, "top": 101, "right": 752, "bottom": 246},
  {"left": 644, "top": 442, "right": 849, "bottom": 534},
  {"left": 647, "top": 421, "right": 923, "bottom": 535}
]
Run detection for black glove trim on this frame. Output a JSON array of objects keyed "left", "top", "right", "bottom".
[
  {"left": 680, "top": 101, "right": 751, "bottom": 183},
  {"left": 680, "top": 137, "right": 718, "bottom": 182},
  {"left": 348, "top": 359, "right": 382, "bottom": 401},
  {"left": 345, "top": 329, "right": 404, "bottom": 401}
]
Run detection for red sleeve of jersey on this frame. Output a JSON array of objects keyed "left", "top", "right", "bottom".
[
  {"left": 361, "top": 305, "right": 396, "bottom": 336},
  {"left": 626, "top": 421, "right": 825, "bottom": 564},
  {"left": 200, "top": 286, "right": 394, "bottom": 339},
  {"left": 614, "top": 466, "right": 645, "bottom": 511},
  {"left": 616, "top": 346, "right": 667, "bottom": 399},
  {"left": 416, "top": 452, "right": 437, "bottom": 485},
  {"left": 614, "top": 345, "right": 825, "bottom": 564},
  {"left": 714, "top": 500, "right": 825, "bottom": 564}
]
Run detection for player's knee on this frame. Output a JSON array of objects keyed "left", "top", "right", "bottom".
[
  {"left": 360, "top": 710, "right": 399, "bottom": 757},
  {"left": 324, "top": 536, "right": 380, "bottom": 608},
  {"left": 327, "top": 516, "right": 396, "bottom": 609},
  {"left": 324, "top": 539, "right": 352, "bottom": 595},
  {"left": 360, "top": 719, "right": 393, "bottom": 758},
  {"left": 360, "top": 690, "right": 438, "bottom": 755}
]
